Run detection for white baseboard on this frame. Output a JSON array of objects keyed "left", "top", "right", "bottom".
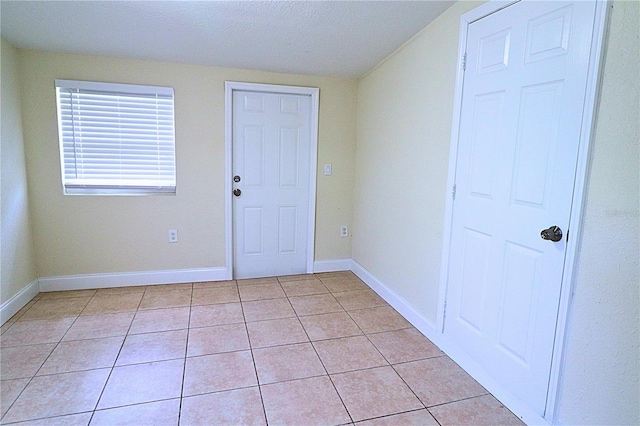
[
  {"left": 350, "top": 260, "right": 547, "bottom": 426},
  {"left": 38, "top": 267, "right": 231, "bottom": 292},
  {"left": 1, "top": 279, "right": 40, "bottom": 325},
  {"left": 313, "top": 258, "right": 352, "bottom": 273},
  {"left": 350, "top": 260, "right": 442, "bottom": 345}
]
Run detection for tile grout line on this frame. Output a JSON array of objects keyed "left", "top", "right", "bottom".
[
  {"left": 341, "top": 288, "right": 439, "bottom": 424},
  {"left": 356, "top": 407, "right": 438, "bottom": 425},
  {"left": 87, "top": 283, "right": 192, "bottom": 422},
  {"left": 425, "top": 392, "right": 494, "bottom": 409},
  {"left": 296, "top": 274, "right": 355, "bottom": 425},
  {"left": 319, "top": 275, "right": 434, "bottom": 425},
  {"left": 1, "top": 272, "right": 509, "bottom": 425},
  {"left": 88, "top": 287, "right": 146, "bottom": 424},
  {"left": 176, "top": 282, "right": 195, "bottom": 425},
  {"left": 2, "top": 410, "right": 95, "bottom": 425},
  {"left": 1, "top": 292, "right": 93, "bottom": 424},
  {"left": 239, "top": 283, "right": 270, "bottom": 426}
]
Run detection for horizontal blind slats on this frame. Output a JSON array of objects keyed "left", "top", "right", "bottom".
[{"left": 56, "top": 80, "right": 176, "bottom": 193}]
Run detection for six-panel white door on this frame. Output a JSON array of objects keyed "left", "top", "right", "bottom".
[
  {"left": 445, "top": 0, "right": 599, "bottom": 415},
  {"left": 232, "top": 90, "right": 312, "bottom": 279}
]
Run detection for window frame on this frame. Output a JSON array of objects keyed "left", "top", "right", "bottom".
[{"left": 55, "top": 79, "right": 177, "bottom": 196}]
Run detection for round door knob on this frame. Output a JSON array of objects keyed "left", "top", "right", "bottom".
[
  {"left": 233, "top": 189, "right": 241, "bottom": 197},
  {"left": 540, "top": 226, "right": 562, "bottom": 242}
]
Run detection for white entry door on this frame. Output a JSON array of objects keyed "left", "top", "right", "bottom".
[
  {"left": 444, "top": 0, "right": 600, "bottom": 416},
  {"left": 232, "top": 88, "right": 315, "bottom": 279}
]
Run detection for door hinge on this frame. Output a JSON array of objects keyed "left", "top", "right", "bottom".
[
  {"left": 462, "top": 53, "right": 467, "bottom": 71},
  {"left": 452, "top": 184, "right": 457, "bottom": 200}
]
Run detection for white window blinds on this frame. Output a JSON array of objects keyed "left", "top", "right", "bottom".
[{"left": 55, "top": 79, "right": 176, "bottom": 194}]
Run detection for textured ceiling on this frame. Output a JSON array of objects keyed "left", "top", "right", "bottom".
[{"left": 0, "top": 1, "right": 455, "bottom": 79}]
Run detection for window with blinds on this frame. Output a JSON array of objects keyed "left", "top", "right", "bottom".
[{"left": 55, "top": 79, "right": 176, "bottom": 195}]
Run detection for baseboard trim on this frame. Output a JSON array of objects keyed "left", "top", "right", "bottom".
[
  {"left": 350, "top": 260, "right": 442, "bottom": 344},
  {"left": 38, "top": 267, "right": 231, "bottom": 292},
  {"left": 313, "top": 258, "right": 352, "bottom": 273},
  {"left": 1, "top": 279, "right": 40, "bottom": 325},
  {"left": 350, "top": 260, "right": 546, "bottom": 425}
]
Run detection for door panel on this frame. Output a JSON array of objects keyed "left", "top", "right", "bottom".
[
  {"left": 511, "top": 82, "right": 563, "bottom": 208},
  {"left": 478, "top": 29, "right": 510, "bottom": 75},
  {"left": 445, "top": 1, "right": 598, "bottom": 415},
  {"left": 232, "top": 90, "right": 312, "bottom": 279},
  {"left": 279, "top": 128, "right": 300, "bottom": 187},
  {"left": 525, "top": 5, "right": 572, "bottom": 63},
  {"left": 468, "top": 91, "right": 504, "bottom": 198},
  {"left": 243, "top": 207, "right": 264, "bottom": 256},
  {"left": 242, "top": 126, "right": 265, "bottom": 187},
  {"left": 458, "top": 228, "right": 491, "bottom": 333},
  {"left": 496, "top": 241, "right": 542, "bottom": 365},
  {"left": 278, "top": 206, "right": 298, "bottom": 254}
]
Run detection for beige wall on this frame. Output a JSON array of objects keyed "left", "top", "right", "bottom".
[
  {"left": 1, "top": 38, "right": 37, "bottom": 304},
  {"left": 17, "top": 50, "right": 357, "bottom": 278},
  {"left": 354, "top": 0, "right": 478, "bottom": 323},
  {"left": 353, "top": 1, "right": 638, "bottom": 424},
  {"left": 557, "top": 2, "right": 639, "bottom": 424}
]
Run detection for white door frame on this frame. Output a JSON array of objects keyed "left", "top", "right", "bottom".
[
  {"left": 437, "top": 1, "right": 611, "bottom": 423},
  {"left": 224, "top": 81, "right": 320, "bottom": 280}
]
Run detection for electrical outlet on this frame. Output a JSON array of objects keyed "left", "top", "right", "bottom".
[
  {"left": 168, "top": 229, "right": 178, "bottom": 243},
  {"left": 340, "top": 225, "right": 349, "bottom": 237}
]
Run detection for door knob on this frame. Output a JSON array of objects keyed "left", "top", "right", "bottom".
[
  {"left": 540, "top": 226, "right": 562, "bottom": 242},
  {"left": 233, "top": 189, "right": 241, "bottom": 197},
  {"left": 234, "top": 175, "right": 241, "bottom": 183}
]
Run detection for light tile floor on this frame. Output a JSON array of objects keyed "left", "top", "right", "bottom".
[{"left": 0, "top": 272, "right": 524, "bottom": 425}]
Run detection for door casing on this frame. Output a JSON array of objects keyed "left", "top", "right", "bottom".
[
  {"left": 225, "top": 81, "right": 320, "bottom": 280},
  {"left": 437, "top": 1, "right": 611, "bottom": 423}
]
